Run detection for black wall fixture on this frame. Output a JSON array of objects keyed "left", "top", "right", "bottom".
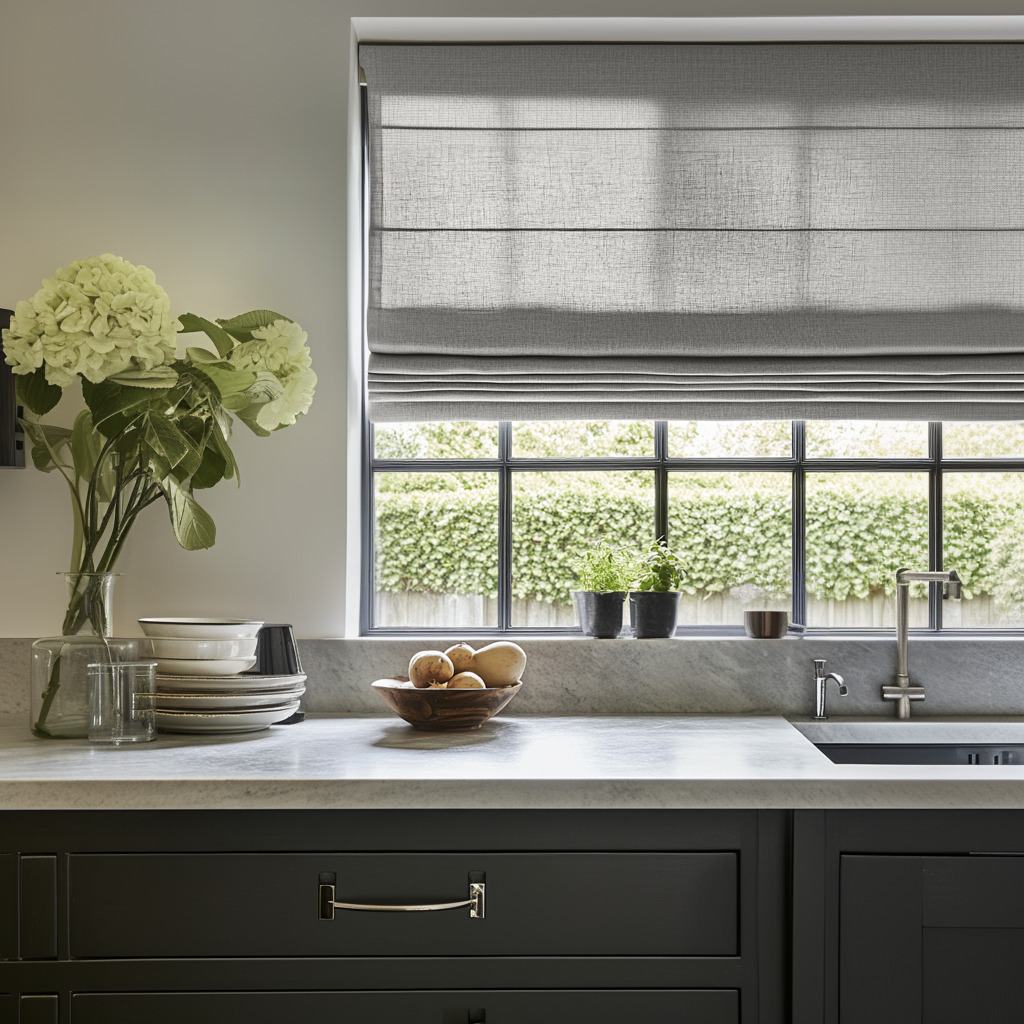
[{"left": 0, "top": 307, "right": 24, "bottom": 467}]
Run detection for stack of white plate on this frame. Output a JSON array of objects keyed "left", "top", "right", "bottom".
[{"left": 139, "top": 618, "right": 305, "bottom": 734}]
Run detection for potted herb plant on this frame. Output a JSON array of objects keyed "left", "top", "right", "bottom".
[
  {"left": 571, "top": 545, "right": 633, "bottom": 638},
  {"left": 629, "top": 540, "right": 686, "bottom": 639}
]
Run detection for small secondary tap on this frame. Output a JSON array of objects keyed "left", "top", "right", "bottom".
[{"left": 813, "top": 658, "right": 847, "bottom": 720}]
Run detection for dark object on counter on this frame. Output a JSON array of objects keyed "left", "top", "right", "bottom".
[
  {"left": 743, "top": 611, "right": 789, "bottom": 639},
  {"left": 372, "top": 679, "right": 521, "bottom": 731},
  {"left": 246, "top": 624, "right": 303, "bottom": 675},
  {"left": 276, "top": 710, "right": 305, "bottom": 725},
  {"left": 628, "top": 591, "right": 681, "bottom": 639},
  {"left": 572, "top": 590, "right": 626, "bottom": 638}
]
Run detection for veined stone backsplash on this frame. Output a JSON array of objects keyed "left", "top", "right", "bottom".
[{"left": 3, "top": 635, "right": 1024, "bottom": 719}]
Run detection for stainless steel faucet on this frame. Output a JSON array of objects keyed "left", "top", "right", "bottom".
[
  {"left": 882, "top": 567, "right": 962, "bottom": 719},
  {"left": 813, "top": 659, "right": 847, "bottom": 720}
]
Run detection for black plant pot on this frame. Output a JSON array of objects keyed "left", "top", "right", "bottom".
[
  {"left": 628, "top": 590, "right": 681, "bottom": 639},
  {"left": 572, "top": 591, "right": 626, "bottom": 639}
]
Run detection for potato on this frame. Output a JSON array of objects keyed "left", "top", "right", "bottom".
[
  {"left": 471, "top": 641, "right": 526, "bottom": 688},
  {"left": 408, "top": 650, "right": 454, "bottom": 689},
  {"left": 444, "top": 643, "right": 477, "bottom": 673},
  {"left": 447, "top": 671, "right": 485, "bottom": 689}
]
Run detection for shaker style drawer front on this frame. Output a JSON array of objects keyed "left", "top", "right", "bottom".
[
  {"left": 71, "top": 989, "right": 740, "bottom": 1024},
  {"left": 69, "top": 851, "right": 737, "bottom": 958}
]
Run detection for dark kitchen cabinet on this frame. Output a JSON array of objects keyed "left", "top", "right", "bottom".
[
  {"left": 793, "top": 810, "right": 1024, "bottom": 1024},
  {"left": 0, "top": 809, "right": 787, "bottom": 1024},
  {"left": 842, "top": 854, "right": 1024, "bottom": 1024}
]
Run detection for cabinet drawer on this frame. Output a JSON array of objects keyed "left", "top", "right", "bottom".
[
  {"left": 71, "top": 989, "right": 739, "bottom": 1024},
  {"left": 69, "top": 851, "right": 736, "bottom": 957}
]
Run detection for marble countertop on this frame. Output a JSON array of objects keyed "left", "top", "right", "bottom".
[{"left": 1, "top": 714, "right": 1024, "bottom": 810}]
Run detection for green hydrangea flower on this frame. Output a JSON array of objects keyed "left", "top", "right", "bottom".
[
  {"left": 2, "top": 254, "right": 180, "bottom": 388},
  {"left": 229, "top": 318, "right": 317, "bottom": 430}
]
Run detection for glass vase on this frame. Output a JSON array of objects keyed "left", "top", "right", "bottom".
[{"left": 30, "top": 572, "right": 134, "bottom": 739}]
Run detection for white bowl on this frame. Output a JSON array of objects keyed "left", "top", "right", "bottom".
[
  {"left": 139, "top": 637, "right": 258, "bottom": 660},
  {"left": 153, "top": 656, "right": 258, "bottom": 676},
  {"left": 139, "top": 618, "right": 264, "bottom": 640}
]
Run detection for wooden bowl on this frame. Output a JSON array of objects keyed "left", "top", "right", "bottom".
[{"left": 371, "top": 678, "right": 521, "bottom": 731}]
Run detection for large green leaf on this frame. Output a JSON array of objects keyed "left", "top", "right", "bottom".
[
  {"left": 176, "top": 414, "right": 207, "bottom": 448},
  {"left": 15, "top": 367, "right": 62, "bottom": 416},
  {"left": 107, "top": 366, "right": 180, "bottom": 389},
  {"left": 69, "top": 410, "right": 114, "bottom": 502},
  {"left": 145, "top": 450, "right": 173, "bottom": 483},
  {"left": 177, "top": 313, "right": 236, "bottom": 358},
  {"left": 21, "top": 420, "right": 71, "bottom": 473},
  {"left": 146, "top": 412, "right": 203, "bottom": 477},
  {"left": 192, "top": 445, "right": 226, "bottom": 490},
  {"left": 162, "top": 478, "right": 217, "bottom": 550},
  {"left": 215, "top": 309, "right": 291, "bottom": 342},
  {"left": 211, "top": 409, "right": 240, "bottom": 485},
  {"left": 201, "top": 365, "right": 256, "bottom": 402},
  {"left": 185, "top": 346, "right": 224, "bottom": 365},
  {"left": 82, "top": 379, "right": 164, "bottom": 437},
  {"left": 234, "top": 405, "right": 271, "bottom": 437},
  {"left": 177, "top": 365, "right": 222, "bottom": 406}
]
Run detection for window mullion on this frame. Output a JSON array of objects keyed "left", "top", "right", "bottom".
[
  {"left": 928, "top": 421, "right": 944, "bottom": 632},
  {"left": 791, "top": 421, "right": 807, "bottom": 629},
  {"left": 655, "top": 421, "right": 669, "bottom": 544},
  {"left": 498, "top": 422, "right": 513, "bottom": 631}
]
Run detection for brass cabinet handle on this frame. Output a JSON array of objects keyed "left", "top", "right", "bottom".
[{"left": 319, "top": 880, "right": 485, "bottom": 920}]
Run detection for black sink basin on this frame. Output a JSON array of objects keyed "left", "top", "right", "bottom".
[{"left": 815, "top": 743, "right": 1024, "bottom": 765}]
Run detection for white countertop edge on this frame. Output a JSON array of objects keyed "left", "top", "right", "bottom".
[{"left": 1, "top": 778, "right": 1024, "bottom": 811}]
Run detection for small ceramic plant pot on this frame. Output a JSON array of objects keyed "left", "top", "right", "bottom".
[
  {"left": 572, "top": 591, "right": 626, "bottom": 639},
  {"left": 628, "top": 591, "right": 681, "bottom": 639}
]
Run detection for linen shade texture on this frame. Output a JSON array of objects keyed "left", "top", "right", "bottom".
[{"left": 361, "top": 43, "right": 1024, "bottom": 423}]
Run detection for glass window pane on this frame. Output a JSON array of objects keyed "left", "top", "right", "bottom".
[
  {"left": 511, "top": 421, "right": 653, "bottom": 458},
  {"left": 806, "top": 421, "right": 928, "bottom": 458},
  {"left": 374, "top": 472, "right": 498, "bottom": 628},
  {"left": 944, "top": 473, "right": 1024, "bottom": 627},
  {"left": 943, "top": 423, "right": 1024, "bottom": 459},
  {"left": 374, "top": 422, "right": 498, "bottom": 459},
  {"left": 806, "top": 472, "right": 929, "bottom": 629},
  {"left": 667, "top": 422, "right": 791, "bottom": 458},
  {"left": 511, "top": 470, "right": 655, "bottom": 627},
  {"left": 667, "top": 473, "right": 791, "bottom": 627}
]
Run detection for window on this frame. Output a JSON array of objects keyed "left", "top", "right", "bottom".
[
  {"left": 364, "top": 420, "right": 1024, "bottom": 634},
  {"left": 358, "top": 40, "right": 1024, "bottom": 637}
]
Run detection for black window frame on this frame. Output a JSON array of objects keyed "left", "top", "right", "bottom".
[{"left": 361, "top": 420, "right": 1024, "bottom": 637}]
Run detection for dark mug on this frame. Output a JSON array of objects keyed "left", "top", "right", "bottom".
[{"left": 246, "top": 623, "right": 303, "bottom": 675}]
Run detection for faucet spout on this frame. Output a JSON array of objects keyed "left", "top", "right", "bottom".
[{"left": 887, "top": 567, "right": 960, "bottom": 718}]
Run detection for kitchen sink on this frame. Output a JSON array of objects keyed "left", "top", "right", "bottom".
[
  {"left": 815, "top": 743, "right": 1024, "bottom": 765},
  {"left": 790, "top": 717, "right": 1024, "bottom": 765}
]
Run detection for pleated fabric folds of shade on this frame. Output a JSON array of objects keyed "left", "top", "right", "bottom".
[{"left": 359, "top": 43, "right": 1024, "bottom": 422}]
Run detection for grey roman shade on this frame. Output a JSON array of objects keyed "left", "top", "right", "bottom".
[{"left": 360, "top": 43, "right": 1024, "bottom": 422}]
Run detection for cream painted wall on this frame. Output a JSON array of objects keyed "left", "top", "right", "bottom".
[{"left": 1, "top": 0, "right": 1019, "bottom": 638}]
